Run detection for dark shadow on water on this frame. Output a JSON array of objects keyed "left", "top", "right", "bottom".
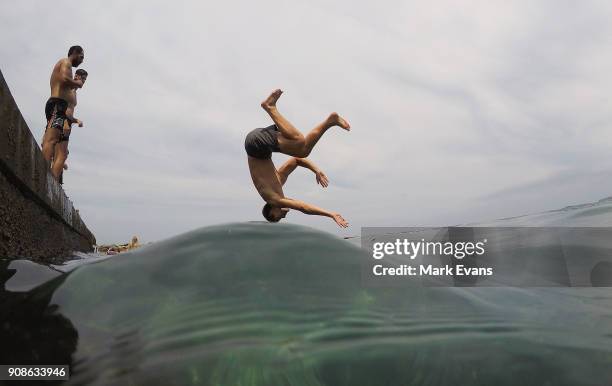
[{"left": 0, "top": 260, "right": 77, "bottom": 386}]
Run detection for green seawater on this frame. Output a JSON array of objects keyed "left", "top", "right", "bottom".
[{"left": 2, "top": 222, "right": 612, "bottom": 386}]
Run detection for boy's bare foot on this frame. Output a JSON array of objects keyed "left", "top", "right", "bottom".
[
  {"left": 327, "top": 112, "right": 351, "bottom": 131},
  {"left": 261, "top": 89, "right": 283, "bottom": 111}
]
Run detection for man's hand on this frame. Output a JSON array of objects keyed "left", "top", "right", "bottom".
[
  {"left": 331, "top": 213, "right": 349, "bottom": 228},
  {"left": 76, "top": 119, "right": 83, "bottom": 127},
  {"left": 315, "top": 170, "right": 329, "bottom": 188}
]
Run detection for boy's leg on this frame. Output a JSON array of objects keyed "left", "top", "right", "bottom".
[
  {"left": 261, "top": 89, "right": 303, "bottom": 141},
  {"left": 278, "top": 112, "right": 350, "bottom": 158},
  {"left": 260, "top": 89, "right": 350, "bottom": 157}
]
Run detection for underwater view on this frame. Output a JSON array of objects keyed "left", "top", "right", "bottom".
[{"left": 2, "top": 198, "right": 612, "bottom": 385}]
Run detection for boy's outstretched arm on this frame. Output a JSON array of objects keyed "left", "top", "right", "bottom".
[{"left": 272, "top": 197, "right": 348, "bottom": 228}]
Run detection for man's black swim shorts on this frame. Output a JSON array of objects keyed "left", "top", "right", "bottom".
[
  {"left": 45, "top": 97, "right": 70, "bottom": 142},
  {"left": 244, "top": 124, "right": 280, "bottom": 159}
]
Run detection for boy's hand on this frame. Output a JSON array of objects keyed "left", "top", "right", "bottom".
[
  {"left": 315, "top": 170, "right": 329, "bottom": 187},
  {"left": 332, "top": 213, "right": 348, "bottom": 228}
]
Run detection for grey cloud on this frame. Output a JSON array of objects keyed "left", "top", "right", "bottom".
[{"left": 2, "top": 1, "right": 612, "bottom": 243}]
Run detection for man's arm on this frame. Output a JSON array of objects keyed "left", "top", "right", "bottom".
[
  {"left": 294, "top": 158, "right": 319, "bottom": 172},
  {"left": 65, "top": 92, "right": 84, "bottom": 127},
  {"left": 66, "top": 110, "right": 83, "bottom": 127},
  {"left": 66, "top": 115, "right": 83, "bottom": 127},
  {"left": 66, "top": 101, "right": 83, "bottom": 127},
  {"left": 296, "top": 158, "right": 329, "bottom": 187},
  {"left": 277, "top": 157, "right": 329, "bottom": 187},
  {"left": 59, "top": 60, "right": 83, "bottom": 88},
  {"left": 272, "top": 197, "right": 348, "bottom": 228},
  {"left": 276, "top": 158, "right": 299, "bottom": 185}
]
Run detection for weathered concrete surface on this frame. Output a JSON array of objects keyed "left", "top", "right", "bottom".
[{"left": 0, "top": 70, "right": 95, "bottom": 261}]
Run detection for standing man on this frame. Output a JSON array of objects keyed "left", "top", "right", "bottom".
[
  {"left": 245, "top": 89, "right": 350, "bottom": 228},
  {"left": 42, "top": 45, "right": 84, "bottom": 180},
  {"left": 54, "top": 69, "right": 87, "bottom": 183}
]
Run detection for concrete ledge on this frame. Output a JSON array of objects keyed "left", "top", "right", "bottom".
[{"left": 0, "top": 69, "right": 95, "bottom": 261}]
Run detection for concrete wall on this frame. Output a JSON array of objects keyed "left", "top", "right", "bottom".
[{"left": 0, "top": 70, "right": 96, "bottom": 262}]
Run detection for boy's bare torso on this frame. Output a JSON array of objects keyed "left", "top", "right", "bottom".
[{"left": 248, "top": 156, "right": 285, "bottom": 202}]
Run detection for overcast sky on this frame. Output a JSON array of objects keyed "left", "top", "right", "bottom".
[{"left": 2, "top": 0, "right": 612, "bottom": 244}]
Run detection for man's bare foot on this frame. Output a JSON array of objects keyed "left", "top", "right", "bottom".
[
  {"left": 261, "top": 89, "right": 283, "bottom": 111},
  {"left": 327, "top": 112, "right": 351, "bottom": 131}
]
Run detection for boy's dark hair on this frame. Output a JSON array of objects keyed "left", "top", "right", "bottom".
[
  {"left": 68, "top": 46, "right": 83, "bottom": 56},
  {"left": 262, "top": 203, "right": 279, "bottom": 222},
  {"left": 75, "top": 69, "right": 88, "bottom": 77}
]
